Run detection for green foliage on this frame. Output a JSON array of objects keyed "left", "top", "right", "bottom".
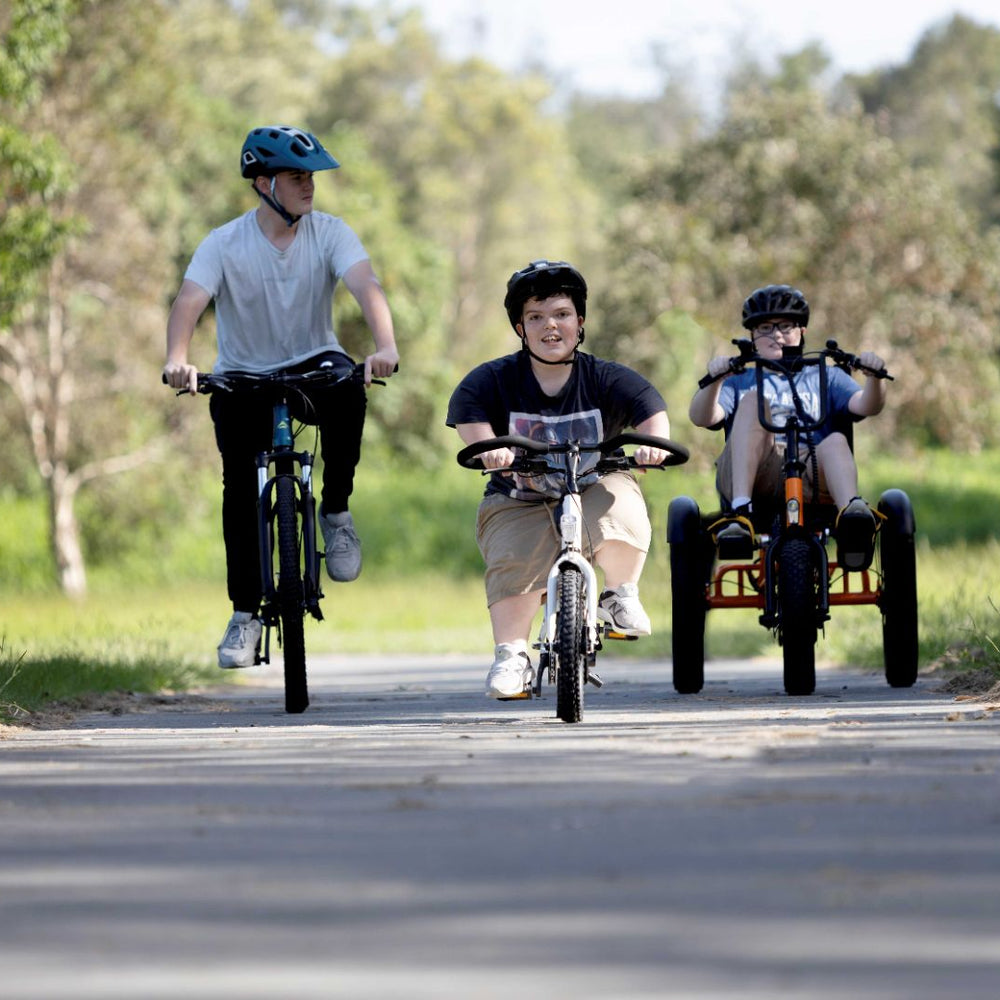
[
  {"left": 3, "top": 1, "right": 1000, "bottom": 599},
  {"left": 0, "top": 0, "right": 78, "bottom": 322},
  {"left": 601, "top": 81, "right": 1000, "bottom": 450},
  {"left": 850, "top": 15, "right": 1000, "bottom": 227}
]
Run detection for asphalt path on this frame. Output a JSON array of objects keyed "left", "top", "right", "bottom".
[{"left": 1, "top": 654, "right": 998, "bottom": 999}]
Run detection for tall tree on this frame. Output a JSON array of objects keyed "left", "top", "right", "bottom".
[{"left": 850, "top": 16, "right": 1000, "bottom": 227}]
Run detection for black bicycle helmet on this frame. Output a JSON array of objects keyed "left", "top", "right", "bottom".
[
  {"left": 741, "top": 284, "right": 810, "bottom": 330},
  {"left": 503, "top": 260, "right": 587, "bottom": 330},
  {"left": 240, "top": 125, "right": 339, "bottom": 179}
]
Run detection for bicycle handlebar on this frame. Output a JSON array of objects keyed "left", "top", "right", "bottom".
[
  {"left": 696, "top": 338, "right": 893, "bottom": 389},
  {"left": 456, "top": 432, "right": 690, "bottom": 473},
  {"left": 163, "top": 361, "right": 392, "bottom": 395}
]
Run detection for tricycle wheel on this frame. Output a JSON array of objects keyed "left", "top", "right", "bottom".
[
  {"left": 778, "top": 538, "right": 817, "bottom": 696},
  {"left": 667, "top": 497, "right": 709, "bottom": 694},
  {"left": 878, "top": 489, "right": 918, "bottom": 688}
]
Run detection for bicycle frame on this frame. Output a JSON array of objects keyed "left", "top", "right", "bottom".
[
  {"left": 538, "top": 446, "right": 601, "bottom": 690},
  {"left": 255, "top": 396, "right": 324, "bottom": 663}
]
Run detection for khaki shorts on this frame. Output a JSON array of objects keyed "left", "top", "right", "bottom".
[
  {"left": 476, "top": 471, "right": 651, "bottom": 607},
  {"left": 715, "top": 440, "right": 831, "bottom": 507}
]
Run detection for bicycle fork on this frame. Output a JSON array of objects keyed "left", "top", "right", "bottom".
[
  {"left": 537, "top": 492, "right": 601, "bottom": 688},
  {"left": 254, "top": 404, "right": 325, "bottom": 661}
]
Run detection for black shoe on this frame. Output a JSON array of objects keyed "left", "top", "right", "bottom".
[
  {"left": 836, "top": 497, "right": 877, "bottom": 571},
  {"left": 714, "top": 505, "right": 755, "bottom": 560}
]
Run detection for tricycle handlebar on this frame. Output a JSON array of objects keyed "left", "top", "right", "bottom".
[{"left": 697, "top": 338, "right": 892, "bottom": 389}]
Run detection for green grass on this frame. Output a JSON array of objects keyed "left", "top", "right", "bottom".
[{"left": 3, "top": 444, "right": 1000, "bottom": 720}]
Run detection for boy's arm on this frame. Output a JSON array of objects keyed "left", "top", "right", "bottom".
[
  {"left": 689, "top": 356, "right": 732, "bottom": 427},
  {"left": 342, "top": 260, "right": 399, "bottom": 382},
  {"left": 164, "top": 279, "right": 212, "bottom": 394},
  {"left": 847, "top": 351, "right": 888, "bottom": 417}
]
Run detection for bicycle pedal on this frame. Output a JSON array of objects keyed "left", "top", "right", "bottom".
[
  {"left": 604, "top": 629, "right": 638, "bottom": 641},
  {"left": 496, "top": 690, "right": 532, "bottom": 701},
  {"left": 587, "top": 671, "right": 604, "bottom": 688}
]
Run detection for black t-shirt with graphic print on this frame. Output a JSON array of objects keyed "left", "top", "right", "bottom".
[{"left": 446, "top": 350, "right": 667, "bottom": 500}]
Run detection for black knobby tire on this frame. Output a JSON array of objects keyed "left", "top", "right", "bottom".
[
  {"left": 778, "top": 538, "right": 817, "bottom": 696},
  {"left": 555, "top": 567, "right": 586, "bottom": 724},
  {"left": 878, "top": 489, "right": 918, "bottom": 688},
  {"left": 276, "top": 474, "right": 308, "bottom": 714},
  {"left": 668, "top": 497, "right": 709, "bottom": 694}
]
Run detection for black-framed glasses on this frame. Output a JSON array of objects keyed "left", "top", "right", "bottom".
[{"left": 754, "top": 320, "right": 797, "bottom": 336}]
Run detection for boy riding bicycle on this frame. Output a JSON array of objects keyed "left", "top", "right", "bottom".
[
  {"left": 447, "top": 260, "right": 672, "bottom": 699},
  {"left": 688, "top": 283, "right": 888, "bottom": 569},
  {"left": 163, "top": 125, "right": 398, "bottom": 668}
]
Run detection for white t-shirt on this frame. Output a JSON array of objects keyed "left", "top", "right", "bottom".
[{"left": 185, "top": 209, "right": 369, "bottom": 373}]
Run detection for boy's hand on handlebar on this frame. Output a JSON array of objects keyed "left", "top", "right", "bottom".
[
  {"left": 706, "top": 355, "right": 735, "bottom": 380},
  {"left": 632, "top": 444, "right": 669, "bottom": 471},
  {"left": 364, "top": 347, "right": 400, "bottom": 385},
  {"left": 163, "top": 361, "right": 199, "bottom": 395},
  {"left": 857, "top": 350, "right": 886, "bottom": 376},
  {"left": 479, "top": 447, "right": 518, "bottom": 476}
]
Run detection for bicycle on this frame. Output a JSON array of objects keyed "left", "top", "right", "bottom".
[
  {"left": 458, "top": 432, "right": 689, "bottom": 722},
  {"left": 167, "top": 360, "right": 385, "bottom": 714},
  {"left": 669, "top": 338, "right": 917, "bottom": 696}
]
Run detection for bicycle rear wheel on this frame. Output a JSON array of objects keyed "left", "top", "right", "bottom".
[
  {"left": 276, "top": 474, "right": 308, "bottom": 713},
  {"left": 556, "top": 566, "right": 586, "bottom": 723}
]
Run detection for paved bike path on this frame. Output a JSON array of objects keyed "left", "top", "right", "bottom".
[{"left": 1, "top": 656, "right": 998, "bottom": 998}]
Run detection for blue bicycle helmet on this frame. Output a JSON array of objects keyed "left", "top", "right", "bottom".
[
  {"left": 240, "top": 125, "right": 339, "bottom": 179},
  {"left": 741, "top": 284, "right": 810, "bottom": 330},
  {"left": 503, "top": 260, "right": 587, "bottom": 330}
]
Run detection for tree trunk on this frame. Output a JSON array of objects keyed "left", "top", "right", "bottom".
[{"left": 48, "top": 464, "right": 86, "bottom": 599}]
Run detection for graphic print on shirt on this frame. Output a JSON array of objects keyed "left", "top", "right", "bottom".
[
  {"left": 758, "top": 369, "right": 823, "bottom": 428},
  {"left": 509, "top": 408, "right": 605, "bottom": 500}
]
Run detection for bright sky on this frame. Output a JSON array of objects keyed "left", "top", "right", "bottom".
[{"left": 390, "top": 0, "right": 1000, "bottom": 99}]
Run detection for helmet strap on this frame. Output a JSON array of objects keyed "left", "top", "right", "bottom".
[
  {"left": 518, "top": 327, "right": 584, "bottom": 366},
  {"left": 257, "top": 176, "right": 300, "bottom": 228}
]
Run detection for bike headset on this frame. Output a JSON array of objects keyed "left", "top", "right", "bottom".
[
  {"left": 240, "top": 126, "right": 340, "bottom": 227},
  {"left": 503, "top": 260, "right": 588, "bottom": 366},
  {"left": 740, "top": 284, "right": 823, "bottom": 503}
]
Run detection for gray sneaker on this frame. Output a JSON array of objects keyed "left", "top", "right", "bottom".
[
  {"left": 217, "top": 612, "right": 262, "bottom": 669},
  {"left": 597, "top": 583, "right": 652, "bottom": 636},
  {"left": 319, "top": 510, "right": 362, "bottom": 582}
]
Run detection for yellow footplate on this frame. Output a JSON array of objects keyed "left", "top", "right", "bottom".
[{"left": 604, "top": 630, "right": 638, "bottom": 642}]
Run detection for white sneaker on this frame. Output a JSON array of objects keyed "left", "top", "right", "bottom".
[
  {"left": 320, "top": 511, "right": 362, "bottom": 582},
  {"left": 217, "top": 612, "right": 262, "bottom": 668},
  {"left": 598, "top": 583, "right": 652, "bottom": 636},
  {"left": 485, "top": 642, "right": 534, "bottom": 699}
]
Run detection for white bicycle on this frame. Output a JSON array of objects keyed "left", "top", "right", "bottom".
[{"left": 458, "top": 433, "right": 689, "bottom": 723}]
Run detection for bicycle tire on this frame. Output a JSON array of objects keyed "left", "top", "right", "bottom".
[
  {"left": 878, "top": 489, "right": 918, "bottom": 688},
  {"left": 668, "top": 497, "right": 708, "bottom": 694},
  {"left": 276, "top": 474, "right": 308, "bottom": 714},
  {"left": 778, "top": 538, "right": 817, "bottom": 696},
  {"left": 556, "top": 567, "right": 586, "bottom": 723}
]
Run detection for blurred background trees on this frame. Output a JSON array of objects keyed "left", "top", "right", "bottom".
[{"left": 2, "top": 1, "right": 1000, "bottom": 592}]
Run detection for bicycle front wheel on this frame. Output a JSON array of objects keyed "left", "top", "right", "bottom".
[
  {"left": 276, "top": 475, "right": 308, "bottom": 713},
  {"left": 556, "top": 566, "right": 586, "bottom": 723}
]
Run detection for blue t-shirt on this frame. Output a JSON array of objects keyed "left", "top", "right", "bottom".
[
  {"left": 715, "top": 365, "right": 862, "bottom": 443},
  {"left": 446, "top": 350, "right": 667, "bottom": 500}
]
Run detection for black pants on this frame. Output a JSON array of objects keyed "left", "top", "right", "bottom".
[{"left": 210, "top": 356, "right": 367, "bottom": 613}]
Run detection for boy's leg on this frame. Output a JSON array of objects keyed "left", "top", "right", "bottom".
[
  {"left": 210, "top": 391, "right": 272, "bottom": 613},
  {"left": 815, "top": 432, "right": 859, "bottom": 508}
]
